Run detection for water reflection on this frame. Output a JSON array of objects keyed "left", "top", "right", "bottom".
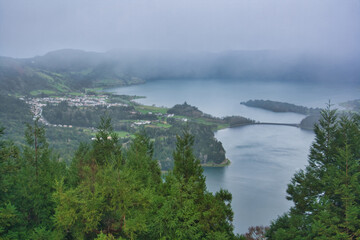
[{"left": 203, "top": 125, "right": 314, "bottom": 234}]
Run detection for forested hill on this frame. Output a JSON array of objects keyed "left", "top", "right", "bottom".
[
  {"left": 241, "top": 99, "right": 321, "bottom": 115},
  {"left": 168, "top": 102, "right": 255, "bottom": 127},
  {"left": 0, "top": 118, "right": 243, "bottom": 239},
  {"left": 168, "top": 102, "right": 204, "bottom": 117}
]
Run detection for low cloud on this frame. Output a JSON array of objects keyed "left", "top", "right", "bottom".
[{"left": 0, "top": 0, "right": 359, "bottom": 58}]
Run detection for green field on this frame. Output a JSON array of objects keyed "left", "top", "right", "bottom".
[
  {"left": 30, "top": 89, "right": 57, "bottom": 96},
  {"left": 115, "top": 131, "right": 135, "bottom": 138},
  {"left": 135, "top": 105, "right": 168, "bottom": 114}
]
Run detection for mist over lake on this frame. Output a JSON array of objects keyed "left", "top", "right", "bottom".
[
  {"left": 108, "top": 78, "right": 359, "bottom": 122},
  {"left": 109, "top": 79, "right": 359, "bottom": 234},
  {"left": 1, "top": 0, "right": 360, "bottom": 237}
]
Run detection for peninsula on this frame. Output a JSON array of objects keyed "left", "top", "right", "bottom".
[{"left": 241, "top": 99, "right": 321, "bottom": 115}]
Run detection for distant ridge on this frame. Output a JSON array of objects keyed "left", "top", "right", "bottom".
[{"left": 1, "top": 49, "right": 359, "bottom": 95}]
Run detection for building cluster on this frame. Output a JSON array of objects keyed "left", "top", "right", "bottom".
[
  {"left": 26, "top": 95, "right": 127, "bottom": 108},
  {"left": 22, "top": 95, "right": 189, "bottom": 131},
  {"left": 23, "top": 95, "right": 127, "bottom": 127},
  {"left": 131, "top": 120, "right": 152, "bottom": 127}
]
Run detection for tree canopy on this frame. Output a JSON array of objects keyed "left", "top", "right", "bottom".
[
  {"left": 0, "top": 118, "right": 240, "bottom": 239},
  {"left": 267, "top": 106, "right": 360, "bottom": 239}
]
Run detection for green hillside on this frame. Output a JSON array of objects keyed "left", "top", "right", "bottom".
[{"left": 0, "top": 50, "right": 144, "bottom": 96}]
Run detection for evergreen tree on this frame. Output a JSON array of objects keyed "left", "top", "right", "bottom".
[
  {"left": 173, "top": 129, "right": 205, "bottom": 191},
  {"left": 267, "top": 107, "right": 360, "bottom": 239},
  {"left": 1, "top": 117, "right": 239, "bottom": 239},
  {"left": 0, "top": 125, "right": 21, "bottom": 204},
  {"left": 24, "top": 118, "right": 49, "bottom": 179},
  {"left": 125, "top": 132, "right": 161, "bottom": 187},
  {"left": 0, "top": 126, "right": 23, "bottom": 239},
  {"left": 54, "top": 126, "right": 158, "bottom": 239},
  {"left": 92, "top": 115, "right": 122, "bottom": 167},
  {"left": 0, "top": 120, "right": 66, "bottom": 239},
  {"left": 149, "top": 130, "right": 237, "bottom": 240}
]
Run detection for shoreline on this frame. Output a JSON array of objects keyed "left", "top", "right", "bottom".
[
  {"left": 201, "top": 158, "right": 231, "bottom": 167},
  {"left": 161, "top": 158, "right": 231, "bottom": 174},
  {"left": 101, "top": 85, "right": 314, "bottom": 170}
]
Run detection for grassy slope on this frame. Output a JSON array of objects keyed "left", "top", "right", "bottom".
[{"left": 0, "top": 52, "right": 145, "bottom": 96}]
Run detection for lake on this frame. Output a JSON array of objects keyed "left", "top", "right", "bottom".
[{"left": 107, "top": 79, "right": 359, "bottom": 234}]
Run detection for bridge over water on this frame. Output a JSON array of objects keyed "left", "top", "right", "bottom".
[
  {"left": 256, "top": 122, "right": 300, "bottom": 127},
  {"left": 230, "top": 122, "right": 300, "bottom": 128}
]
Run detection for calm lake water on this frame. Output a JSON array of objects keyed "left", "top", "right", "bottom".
[{"left": 107, "top": 79, "right": 359, "bottom": 234}]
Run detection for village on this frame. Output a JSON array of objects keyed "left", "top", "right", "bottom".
[
  {"left": 22, "top": 95, "right": 127, "bottom": 127},
  {"left": 21, "top": 95, "right": 188, "bottom": 130}
]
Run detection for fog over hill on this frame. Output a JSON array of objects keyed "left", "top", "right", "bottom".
[
  {"left": 1, "top": 0, "right": 359, "bottom": 88},
  {"left": 1, "top": 49, "right": 359, "bottom": 95},
  {"left": 1, "top": 0, "right": 359, "bottom": 58}
]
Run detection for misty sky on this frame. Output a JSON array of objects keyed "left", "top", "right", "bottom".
[{"left": 0, "top": 0, "right": 359, "bottom": 58}]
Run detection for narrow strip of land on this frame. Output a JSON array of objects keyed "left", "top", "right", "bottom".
[
  {"left": 256, "top": 122, "right": 300, "bottom": 127},
  {"left": 230, "top": 122, "right": 300, "bottom": 128}
]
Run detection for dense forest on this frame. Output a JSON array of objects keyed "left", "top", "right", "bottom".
[
  {"left": 0, "top": 95, "right": 33, "bottom": 144},
  {"left": 146, "top": 120, "right": 227, "bottom": 169},
  {"left": 266, "top": 106, "right": 360, "bottom": 239},
  {"left": 0, "top": 117, "right": 244, "bottom": 239},
  {"left": 1, "top": 107, "right": 359, "bottom": 239}
]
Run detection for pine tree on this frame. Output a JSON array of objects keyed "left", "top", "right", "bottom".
[
  {"left": 54, "top": 126, "right": 156, "bottom": 239},
  {"left": 92, "top": 115, "right": 122, "bottom": 167},
  {"left": 267, "top": 107, "right": 360, "bottom": 239},
  {"left": 0, "top": 126, "right": 23, "bottom": 239},
  {"left": 125, "top": 132, "right": 161, "bottom": 187},
  {"left": 173, "top": 129, "right": 205, "bottom": 189},
  {"left": 286, "top": 104, "right": 339, "bottom": 215},
  {"left": 0, "top": 125, "right": 21, "bottom": 204},
  {"left": 310, "top": 116, "right": 360, "bottom": 239},
  {"left": 19, "top": 119, "right": 65, "bottom": 233},
  {"left": 24, "top": 118, "right": 49, "bottom": 179},
  {"left": 149, "top": 130, "right": 237, "bottom": 240}
]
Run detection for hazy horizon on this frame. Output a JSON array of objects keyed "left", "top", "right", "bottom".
[{"left": 1, "top": 0, "right": 359, "bottom": 58}]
